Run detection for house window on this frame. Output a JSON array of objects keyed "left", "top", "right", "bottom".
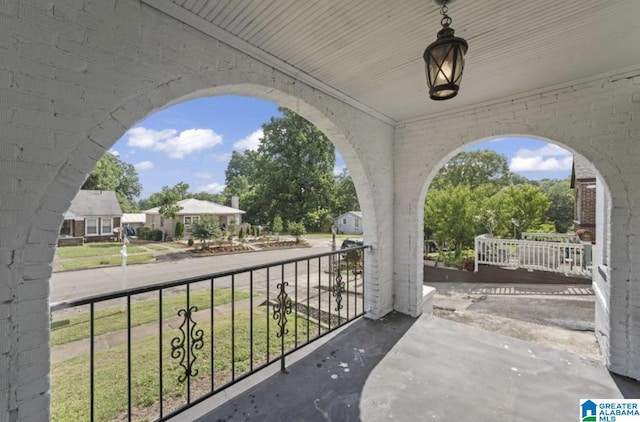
[
  {"left": 355, "top": 219, "right": 359, "bottom": 228},
  {"left": 184, "top": 216, "right": 199, "bottom": 226},
  {"left": 343, "top": 218, "right": 347, "bottom": 225},
  {"left": 101, "top": 218, "right": 113, "bottom": 235},
  {"left": 60, "top": 220, "right": 73, "bottom": 236},
  {"left": 86, "top": 218, "right": 98, "bottom": 235}
]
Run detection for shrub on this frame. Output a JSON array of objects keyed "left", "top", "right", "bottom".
[
  {"left": 187, "top": 238, "right": 194, "bottom": 247},
  {"left": 137, "top": 227, "right": 152, "bottom": 240},
  {"left": 175, "top": 221, "right": 184, "bottom": 240},
  {"left": 152, "top": 229, "right": 163, "bottom": 241},
  {"left": 287, "top": 221, "right": 307, "bottom": 243}
]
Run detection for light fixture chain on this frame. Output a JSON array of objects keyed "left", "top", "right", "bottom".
[{"left": 440, "top": 2, "right": 452, "bottom": 28}]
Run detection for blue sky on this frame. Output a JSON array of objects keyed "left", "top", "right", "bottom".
[{"left": 111, "top": 96, "right": 573, "bottom": 199}]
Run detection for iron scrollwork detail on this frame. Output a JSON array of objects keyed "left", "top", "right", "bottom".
[
  {"left": 332, "top": 271, "right": 345, "bottom": 312},
  {"left": 273, "top": 282, "right": 292, "bottom": 338},
  {"left": 171, "top": 305, "right": 204, "bottom": 383}
]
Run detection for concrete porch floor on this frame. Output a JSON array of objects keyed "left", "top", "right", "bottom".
[{"left": 188, "top": 313, "right": 640, "bottom": 421}]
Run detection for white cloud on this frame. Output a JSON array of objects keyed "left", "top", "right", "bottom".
[
  {"left": 514, "top": 143, "right": 571, "bottom": 159},
  {"left": 333, "top": 164, "right": 346, "bottom": 176},
  {"left": 510, "top": 156, "right": 573, "bottom": 172},
  {"left": 109, "top": 149, "right": 120, "bottom": 157},
  {"left": 210, "top": 152, "right": 232, "bottom": 162},
  {"left": 197, "top": 182, "right": 225, "bottom": 194},
  {"left": 233, "top": 129, "right": 263, "bottom": 151},
  {"left": 126, "top": 127, "right": 223, "bottom": 159},
  {"left": 134, "top": 160, "right": 154, "bottom": 170},
  {"left": 509, "top": 143, "right": 572, "bottom": 172},
  {"left": 195, "top": 171, "right": 212, "bottom": 179}
]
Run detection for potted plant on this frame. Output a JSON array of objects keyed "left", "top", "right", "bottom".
[
  {"left": 464, "top": 257, "right": 475, "bottom": 272},
  {"left": 576, "top": 228, "right": 594, "bottom": 242}
]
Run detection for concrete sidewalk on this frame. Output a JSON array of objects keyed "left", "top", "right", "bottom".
[{"left": 188, "top": 313, "right": 640, "bottom": 421}]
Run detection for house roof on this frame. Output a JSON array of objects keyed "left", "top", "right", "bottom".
[
  {"left": 121, "top": 213, "right": 146, "bottom": 224},
  {"left": 571, "top": 155, "right": 597, "bottom": 188},
  {"left": 64, "top": 190, "right": 123, "bottom": 219},
  {"left": 143, "top": 198, "right": 245, "bottom": 215},
  {"left": 335, "top": 211, "right": 363, "bottom": 220}
]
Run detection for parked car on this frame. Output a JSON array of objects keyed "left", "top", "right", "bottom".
[
  {"left": 340, "top": 238, "right": 363, "bottom": 250},
  {"left": 340, "top": 238, "right": 363, "bottom": 260}
]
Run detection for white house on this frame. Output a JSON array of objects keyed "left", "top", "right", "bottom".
[
  {"left": 335, "top": 211, "right": 363, "bottom": 235},
  {"left": 143, "top": 198, "right": 245, "bottom": 239}
]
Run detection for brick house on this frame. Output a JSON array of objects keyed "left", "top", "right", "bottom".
[
  {"left": 58, "top": 190, "right": 123, "bottom": 245},
  {"left": 571, "top": 156, "right": 596, "bottom": 230}
]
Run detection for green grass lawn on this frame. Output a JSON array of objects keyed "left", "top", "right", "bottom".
[
  {"left": 51, "top": 307, "right": 319, "bottom": 422},
  {"left": 51, "top": 289, "right": 251, "bottom": 346},
  {"left": 60, "top": 253, "right": 154, "bottom": 271},
  {"left": 57, "top": 243, "right": 145, "bottom": 259},
  {"left": 143, "top": 244, "right": 170, "bottom": 251},
  {"left": 163, "top": 242, "right": 188, "bottom": 249}
]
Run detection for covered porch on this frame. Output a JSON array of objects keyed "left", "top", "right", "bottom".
[
  {"left": 185, "top": 313, "right": 640, "bottom": 421},
  {"left": 3, "top": 1, "right": 640, "bottom": 420}
]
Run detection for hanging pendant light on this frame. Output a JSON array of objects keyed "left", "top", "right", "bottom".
[{"left": 423, "top": 0, "right": 468, "bottom": 100}]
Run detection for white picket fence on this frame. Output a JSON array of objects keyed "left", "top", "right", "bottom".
[
  {"left": 521, "top": 232, "right": 577, "bottom": 242},
  {"left": 474, "top": 234, "right": 592, "bottom": 277}
]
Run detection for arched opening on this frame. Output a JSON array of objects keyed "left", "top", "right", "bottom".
[
  {"left": 419, "top": 134, "right": 611, "bottom": 361},
  {"left": 49, "top": 92, "right": 375, "bottom": 420}
]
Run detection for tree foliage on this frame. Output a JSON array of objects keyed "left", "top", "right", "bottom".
[
  {"left": 82, "top": 153, "right": 142, "bottom": 212},
  {"left": 287, "top": 221, "right": 307, "bottom": 243},
  {"left": 537, "top": 177, "right": 574, "bottom": 233},
  {"left": 425, "top": 184, "right": 478, "bottom": 259},
  {"left": 254, "top": 108, "right": 337, "bottom": 224},
  {"left": 157, "top": 185, "right": 183, "bottom": 241},
  {"left": 272, "top": 215, "right": 283, "bottom": 238},
  {"left": 431, "top": 150, "right": 510, "bottom": 190},
  {"left": 191, "top": 216, "right": 221, "bottom": 248},
  {"left": 334, "top": 168, "right": 359, "bottom": 215}
]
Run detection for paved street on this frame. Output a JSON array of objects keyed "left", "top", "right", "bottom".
[{"left": 51, "top": 239, "right": 334, "bottom": 303}]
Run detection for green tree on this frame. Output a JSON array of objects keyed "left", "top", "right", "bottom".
[
  {"left": 174, "top": 221, "right": 184, "bottom": 241},
  {"left": 334, "top": 168, "right": 359, "bottom": 215},
  {"left": 191, "top": 217, "right": 221, "bottom": 249},
  {"left": 538, "top": 177, "right": 574, "bottom": 233},
  {"left": 489, "top": 184, "right": 552, "bottom": 238},
  {"left": 431, "top": 150, "right": 510, "bottom": 190},
  {"left": 424, "top": 184, "right": 478, "bottom": 261},
  {"left": 287, "top": 221, "right": 307, "bottom": 243},
  {"left": 253, "top": 108, "right": 337, "bottom": 224},
  {"left": 157, "top": 185, "right": 183, "bottom": 241},
  {"left": 272, "top": 215, "right": 283, "bottom": 240},
  {"left": 82, "top": 153, "right": 142, "bottom": 212}
]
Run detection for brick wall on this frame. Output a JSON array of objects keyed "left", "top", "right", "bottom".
[
  {"left": 577, "top": 180, "right": 597, "bottom": 227},
  {"left": 0, "top": 2, "right": 394, "bottom": 420}
]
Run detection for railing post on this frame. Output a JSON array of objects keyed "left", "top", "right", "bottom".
[
  {"left": 474, "top": 236, "right": 479, "bottom": 272},
  {"left": 273, "top": 278, "right": 292, "bottom": 373}
]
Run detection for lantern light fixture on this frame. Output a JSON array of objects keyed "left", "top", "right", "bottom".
[{"left": 423, "top": 0, "right": 468, "bottom": 101}]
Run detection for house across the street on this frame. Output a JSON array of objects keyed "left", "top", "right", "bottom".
[
  {"left": 334, "top": 211, "right": 363, "bottom": 235},
  {"left": 143, "top": 198, "right": 245, "bottom": 239},
  {"left": 58, "top": 190, "right": 123, "bottom": 246}
]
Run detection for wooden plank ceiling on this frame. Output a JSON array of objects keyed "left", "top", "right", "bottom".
[{"left": 166, "top": 0, "right": 640, "bottom": 122}]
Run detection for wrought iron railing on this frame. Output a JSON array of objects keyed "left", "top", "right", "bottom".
[{"left": 50, "top": 246, "right": 368, "bottom": 421}]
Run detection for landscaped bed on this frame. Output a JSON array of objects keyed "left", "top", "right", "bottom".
[
  {"left": 254, "top": 240, "right": 308, "bottom": 249},
  {"left": 189, "top": 245, "right": 253, "bottom": 255}
]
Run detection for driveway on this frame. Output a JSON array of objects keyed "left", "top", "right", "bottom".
[{"left": 427, "top": 281, "right": 599, "bottom": 360}]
